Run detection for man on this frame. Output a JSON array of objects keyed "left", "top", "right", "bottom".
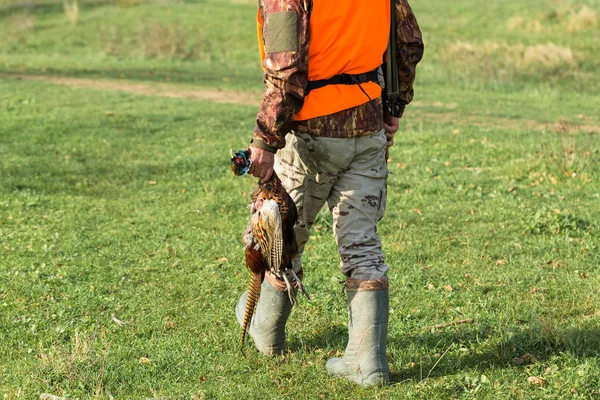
[{"left": 235, "top": 0, "right": 423, "bottom": 386}]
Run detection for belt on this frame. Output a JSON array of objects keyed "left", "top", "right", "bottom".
[{"left": 305, "top": 68, "right": 379, "bottom": 95}]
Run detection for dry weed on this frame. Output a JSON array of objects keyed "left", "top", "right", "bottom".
[
  {"left": 446, "top": 41, "right": 577, "bottom": 80},
  {"left": 105, "top": 23, "right": 201, "bottom": 60},
  {"left": 115, "top": 0, "right": 141, "bottom": 7},
  {"left": 553, "top": 119, "right": 598, "bottom": 176},
  {"left": 567, "top": 6, "right": 598, "bottom": 32},
  {"left": 522, "top": 43, "right": 576, "bottom": 68},
  {"left": 544, "top": 5, "right": 571, "bottom": 24},
  {"left": 11, "top": 13, "right": 35, "bottom": 32},
  {"left": 506, "top": 16, "right": 543, "bottom": 33},
  {"left": 555, "top": 119, "right": 577, "bottom": 136},
  {"left": 104, "top": 26, "right": 122, "bottom": 57},
  {"left": 36, "top": 327, "right": 110, "bottom": 388},
  {"left": 63, "top": 0, "right": 79, "bottom": 25},
  {"left": 139, "top": 23, "right": 196, "bottom": 60},
  {"left": 507, "top": 6, "right": 597, "bottom": 33}
]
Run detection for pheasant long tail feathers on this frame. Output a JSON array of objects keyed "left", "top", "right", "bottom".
[
  {"left": 240, "top": 271, "right": 262, "bottom": 353},
  {"left": 270, "top": 210, "right": 283, "bottom": 276},
  {"left": 252, "top": 199, "right": 283, "bottom": 273}
]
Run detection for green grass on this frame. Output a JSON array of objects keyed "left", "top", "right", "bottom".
[
  {"left": 1, "top": 0, "right": 262, "bottom": 89},
  {"left": 1, "top": 0, "right": 600, "bottom": 398}
]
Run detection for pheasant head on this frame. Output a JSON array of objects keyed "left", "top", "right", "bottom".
[{"left": 230, "top": 149, "right": 251, "bottom": 176}]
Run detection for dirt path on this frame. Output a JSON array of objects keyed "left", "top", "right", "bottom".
[
  {"left": 1, "top": 73, "right": 263, "bottom": 106},
  {"left": 2, "top": 72, "right": 599, "bottom": 134}
]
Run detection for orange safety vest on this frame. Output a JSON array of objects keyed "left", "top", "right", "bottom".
[{"left": 257, "top": 1, "right": 391, "bottom": 121}]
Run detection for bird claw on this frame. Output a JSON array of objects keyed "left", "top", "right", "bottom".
[
  {"left": 289, "top": 270, "right": 310, "bottom": 301},
  {"left": 281, "top": 273, "right": 297, "bottom": 305},
  {"left": 277, "top": 270, "right": 310, "bottom": 305}
]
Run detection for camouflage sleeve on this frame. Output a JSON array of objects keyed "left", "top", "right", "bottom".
[
  {"left": 251, "top": 0, "right": 310, "bottom": 153},
  {"left": 395, "top": 0, "right": 424, "bottom": 116}
]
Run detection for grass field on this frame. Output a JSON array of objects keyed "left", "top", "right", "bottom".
[{"left": 1, "top": 0, "right": 599, "bottom": 398}]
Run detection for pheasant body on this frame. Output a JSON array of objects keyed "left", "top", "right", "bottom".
[{"left": 231, "top": 149, "right": 305, "bottom": 353}]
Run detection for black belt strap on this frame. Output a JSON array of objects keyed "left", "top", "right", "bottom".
[{"left": 305, "top": 68, "right": 379, "bottom": 95}]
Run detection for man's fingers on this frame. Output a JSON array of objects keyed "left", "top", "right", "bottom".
[
  {"left": 254, "top": 165, "right": 263, "bottom": 180},
  {"left": 262, "top": 167, "right": 274, "bottom": 183},
  {"left": 250, "top": 161, "right": 260, "bottom": 179},
  {"left": 248, "top": 145, "right": 275, "bottom": 182},
  {"left": 386, "top": 116, "right": 400, "bottom": 132},
  {"left": 384, "top": 122, "right": 399, "bottom": 135}
]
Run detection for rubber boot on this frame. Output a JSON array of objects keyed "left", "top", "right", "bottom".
[
  {"left": 326, "top": 278, "right": 390, "bottom": 386},
  {"left": 235, "top": 275, "right": 293, "bottom": 356}
]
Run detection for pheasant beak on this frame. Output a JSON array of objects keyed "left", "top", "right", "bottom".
[{"left": 230, "top": 149, "right": 236, "bottom": 158}]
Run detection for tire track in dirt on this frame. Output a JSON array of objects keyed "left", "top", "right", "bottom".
[{"left": 2, "top": 72, "right": 599, "bottom": 134}]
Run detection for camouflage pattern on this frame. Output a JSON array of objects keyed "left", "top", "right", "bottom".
[
  {"left": 293, "top": 98, "right": 384, "bottom": 138},
  {"left": 254, "top": 0, "right": 424, "bottom": 150},
  {"left": 256, "top": 0, "right": 423, "bottom": 279},
  {"left": 394, "top": 0, "right": 425, "bottom": 112},
  {"left": 274, "top": 130, "right": 389, "bottom": 280},
  {"left": 254, "top": 0, "right": 310, "bottom": 151}
]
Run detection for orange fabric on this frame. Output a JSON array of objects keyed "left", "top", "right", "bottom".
[
  {"left": 257, "top": 0, "right": 390, "bottom": 121},
  {"left": 257, "top": 10, "right": 266, "bottom": 71}
]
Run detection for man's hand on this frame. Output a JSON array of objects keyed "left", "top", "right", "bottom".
[
  {"left": 384, "top": 116, "right": 400, "bottom": 148},
  {"left": 249, "top": 146, "right": 275, "bottom": 183}
]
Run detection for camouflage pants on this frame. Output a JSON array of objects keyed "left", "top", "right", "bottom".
[{"left": 274, "top": 130, "right": 389, "bottom": 280}]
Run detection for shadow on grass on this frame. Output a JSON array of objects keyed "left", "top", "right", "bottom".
[
  {"left": 390, "top": 325, "right": 600, "bottom": 384},
  {"left": 288, "top": 318, "right": 600, "bottom": 384},
  {"left": 288, "top": 323, "right": 348, "bottom": 353}
]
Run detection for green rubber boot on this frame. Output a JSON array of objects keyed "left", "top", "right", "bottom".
[
  {"left": 326, "top": 278, "right": 390, "bottom": 386},
  {"left": 235, "top": 278, "right": 293, "bottom": 356}
]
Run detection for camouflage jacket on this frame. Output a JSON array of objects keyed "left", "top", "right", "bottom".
[{"left": 251, "top": 0, "right": 424, "bottom": 153}]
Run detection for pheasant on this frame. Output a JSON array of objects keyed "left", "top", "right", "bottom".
[{"left": 230, "top": 149, "right": 308, "bottom": 352}]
